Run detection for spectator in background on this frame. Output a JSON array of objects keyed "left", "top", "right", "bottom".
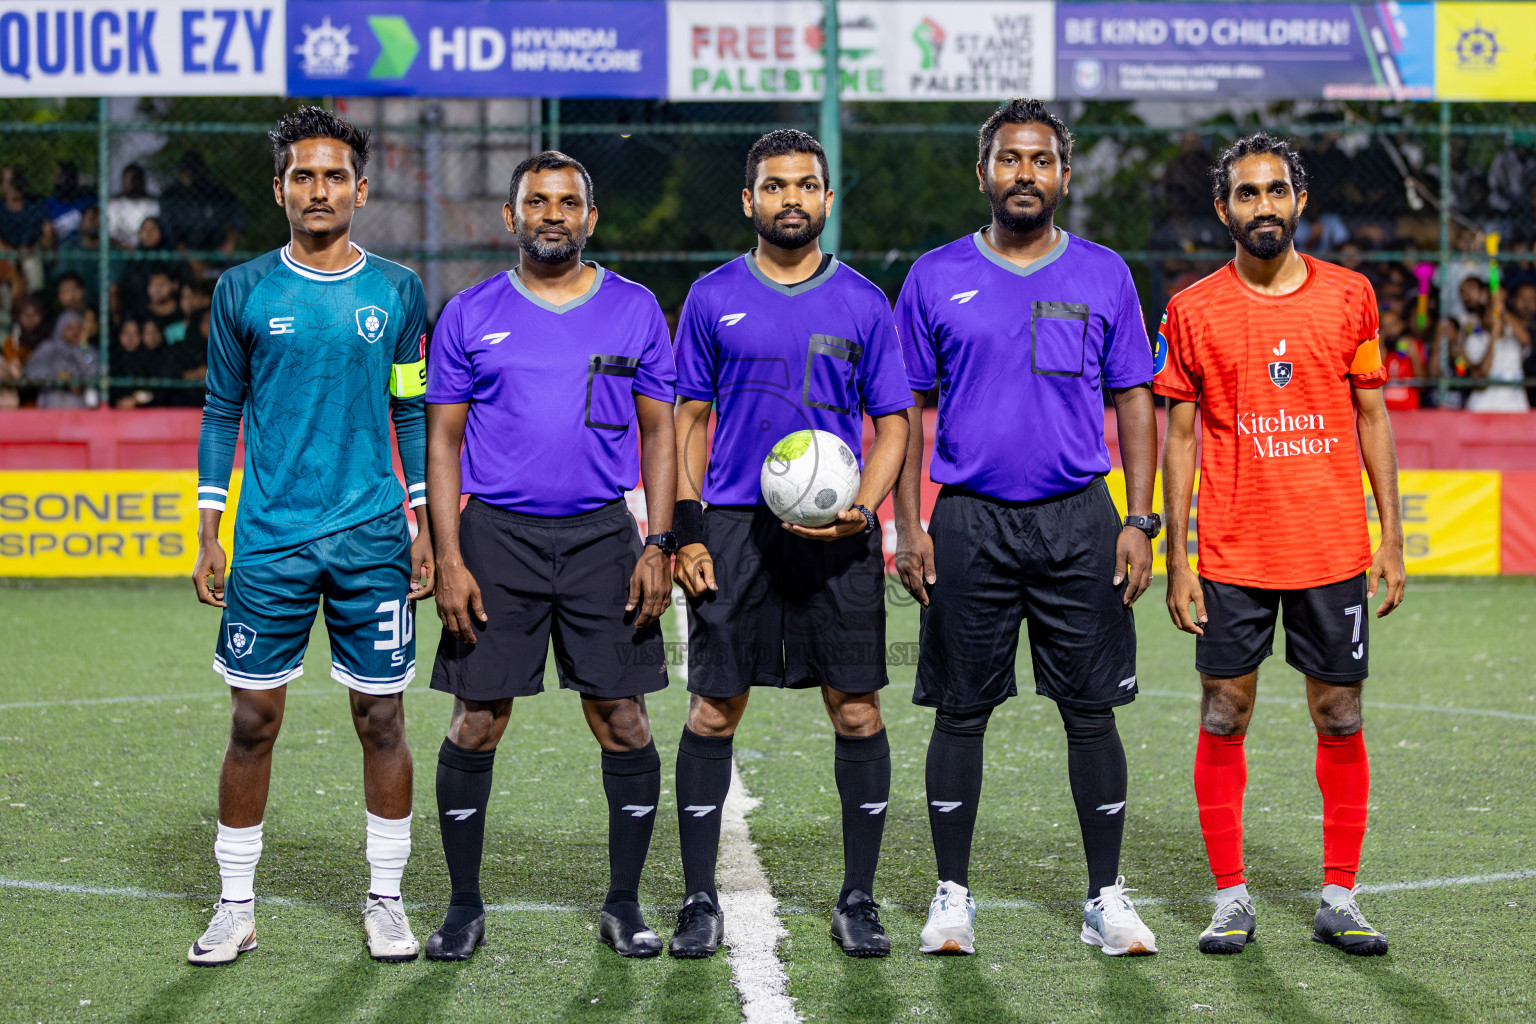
[
  {"left": 1460, "top": 276, "right": 1531, "bottom": 413},
  {"left": 1380, "top": 307, "right": 1426, "bottom": 411},
  {"left": 158, "top": 150, "right": 245, "bottom": 264},
  {"left": 109, "top": 317, "right": 166, "bottom": 408},
  {"left": 6, "top": 294, "right": 50, "bottom": 363},
  {"left": 0, "top": 167, "right": 53, "bottom": 296},
  {"left": 54, "top": 271, "right": 89, "bottom": 317},
  {"left": 25, "top": 309, "right": 98, "bottom": 408},
  {"left": 0, "top": 167, "right": 52, "bottom": 252},
  {"left": 107, "top": 163, "right": 159, "bottom": 249},
  {"left": 0, "top": 293, "right": 49, "bottom": 405},
  {"left": 165, "top": 305, "right": 210, "bottom": 407},
  {"left": 51, "top": 204, "right": 105, "bottom": 286},
  {"left": 140, "top": 270, "right": 182, "bottom": 333},
  {"left": 1510, "top": 281, "right": 1536, "bottom": 406},
  {"left": 119, "top": 217, "right": 181, "bottom": 307},
  {"left": 46, "top": 161, "right": 95, "bottom": 245},
  {"left": 164, "top": 282, "right": 212, "bottom": 346}
]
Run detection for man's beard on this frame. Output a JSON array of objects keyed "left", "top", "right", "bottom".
[
  {"left": 986, "top": 182, "right": 1061, "bottom": 234},
  {"left": 753, "top": 205, "right": 826, "bottom": 250},
  {"left": 1230, "top": 212, "right": 1298, "bottom": 260},
  {"left": 518, "top": 221, "right": 587, "bottom": 263}
]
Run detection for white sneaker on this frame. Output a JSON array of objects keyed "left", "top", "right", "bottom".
[
  {"left": 1081, "top": 876, "right": 1158, "bottom": 956},
  {"left": 919, "top": 880, "right": 976, "bottom": 954},
  {"left": 187, "top": 900, "right": 257, "bottom": 966},
  {"left": 363, "top": 896, "right": 420, "bottom": 962}
]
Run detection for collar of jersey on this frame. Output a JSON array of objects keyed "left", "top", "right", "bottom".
[
  {"left": 971, "top": 227, "right": 1069, "bottom": 279},
  {"left": 280, "top": 243, "right": 367, "bottom": 282},
  {"left": 742, "top": 249, "right": 839, "bottom": 297},
  {"left": 506, "top": 261, "right": 605, "bottom": 314}
]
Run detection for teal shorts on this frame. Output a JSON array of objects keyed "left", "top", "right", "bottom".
[{"left": 213, "top": 512, "right": 415, "bottom": 695}]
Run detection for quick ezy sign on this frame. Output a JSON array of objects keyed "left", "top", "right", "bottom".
[{"left": 0, "top": 1, "right": 285, "bottom": 96}]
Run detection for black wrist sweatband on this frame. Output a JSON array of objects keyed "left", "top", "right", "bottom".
[{"left": 673, "top": 499, "right": 705, "bottom": 548}]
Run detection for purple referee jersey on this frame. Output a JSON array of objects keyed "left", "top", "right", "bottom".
[
  {"left": 895, "top": 229, "right": 1153, "bottom": 503},
  {"left": 426, "top": 264, "right": 676, "bottom": 516},
  {"left": 674, "top": 254, "right": 913, "bottom": 506}
]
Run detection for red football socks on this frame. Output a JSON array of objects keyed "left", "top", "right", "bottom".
[
  {"left": 1194, "top": 729, "right": 1248, "bottom": 888},
  {"left": 1316, "top": 730, "right": 1370, "bottom": 889}
]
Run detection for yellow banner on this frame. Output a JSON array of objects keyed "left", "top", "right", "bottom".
[
  {"left": 1436, "top": 3, "right": 1536, "bottom": 101},
  {"left": 0, "top": 470, "right": 242, "bottom": 578},
  {"left": 1104, "top": 469, "right": 1500, "bottom": 577}
]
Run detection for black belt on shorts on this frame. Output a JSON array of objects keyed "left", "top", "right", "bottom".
[
  {"left": 938, "top": 477, "right": 1102, "bottom": 510},
  {"left": 466, "top": 496, "right": 627, "bottom": 527}
]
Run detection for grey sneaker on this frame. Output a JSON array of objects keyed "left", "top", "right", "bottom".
[
  {"left": 1198, "top": 897, "right": 1257, "bottom": 954},
  {"left": 188, "top": 900, "right": 257, "bottom": 966},
  {"left": 363, "top": 896, "right": 420, "bottom": 962},
  {"left": 1081, "top": 876, "right": 1157, "bottom": 956},
  {"left": 1312, "top": 889, "right": 1388, "bottom": 956}
]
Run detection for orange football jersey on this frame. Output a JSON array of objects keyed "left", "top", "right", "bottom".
[{"left": 1153, "top": 256, "right": 1388, "bottom": 589}]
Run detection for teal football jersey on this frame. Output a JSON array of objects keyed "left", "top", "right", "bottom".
[{"left": 197, "top": 245, "right": 428, "bottom": 566}]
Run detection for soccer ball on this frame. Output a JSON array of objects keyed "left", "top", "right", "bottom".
[{"left": 760, "top": 429, "right": 860, "bottom": 527}]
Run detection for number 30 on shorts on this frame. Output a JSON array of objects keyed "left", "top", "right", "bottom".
[{"left": 375, "top": 599, "right": 415, "bottom": 667}]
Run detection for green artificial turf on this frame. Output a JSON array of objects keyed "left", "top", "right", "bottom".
[{"left": 1, "top": 576, "right": 1533, "bottom": 1023}]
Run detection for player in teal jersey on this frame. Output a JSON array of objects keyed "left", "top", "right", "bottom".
[{"left": 187, "top": 107, "right": 435, "bottom": 966}]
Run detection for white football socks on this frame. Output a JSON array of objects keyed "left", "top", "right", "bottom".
[
  {"left": 365, "top": 812, "right": 412, "bottom": 899},
  {"left": 215, "top": 822, "right": 264, "bottom": 903},
  {"left": 1321, "top": 883, "right": 1354, "bottom": 906},
  {"left": 1215, "top": 883, "right": 1250, "bottom": 907}
]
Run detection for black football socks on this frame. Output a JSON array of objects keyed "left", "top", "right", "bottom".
[
  {"left": 675, "top": 727, "right": 733, "bottom": 903},
  {"left": 925, "top": 709, "right": 991, "bottom": 888},
  {"left": 601, "top": 741, "right": 662, "bottom": 925},
  {"left": 834, "top": 729, "right": 891, "bottom": 908},
  {"left": 1059, "top": 705, "right": 1128, "bottom": 899},
  {"left": 436, "top": 738, "right": 496, "bottom": 931}
]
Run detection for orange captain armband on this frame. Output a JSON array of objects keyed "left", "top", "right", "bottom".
[
  {"left": 1348, "top": 336, "right": 1387, "bottom": 386},
  {"left": 390, "top": 359, "right": 427, "bottom": 398}
]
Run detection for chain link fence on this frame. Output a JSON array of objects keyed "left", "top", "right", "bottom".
[{"left": 3, "top": 96, "right": 1535, "bottom": 410}]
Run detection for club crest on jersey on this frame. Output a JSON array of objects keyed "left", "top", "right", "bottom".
[
  {"left": 1268, "top": 361, "right": 1293, "bottom": 388},
  {"left": 226, "top": 623, "right": 258, "bottom": 659},
  {"left": 355, "top": 306, "right": 388, "bottom": 345}
]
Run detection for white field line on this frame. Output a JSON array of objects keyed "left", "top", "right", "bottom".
[
  {"left": 670, "top": 580, "right": 797, "bottom": 1023},
  {"left": 717, "top": 760, "right": 798, "bottom": 1024},
  {"left": 668, "top": 585, "right": 689, "bottom": 685},
  {"left": 1138, "top": 688, "right": 1536, "bottom": 723},
  {"left": 0, "top": 877, "right": 586, "bottom": 913},
  {"left": 0, "top": 688, "right": 336, "bottom": 712}
]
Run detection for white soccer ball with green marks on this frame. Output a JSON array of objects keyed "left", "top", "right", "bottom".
[{"left": 760, "top": 429, "right": 860, "bottom": 527}]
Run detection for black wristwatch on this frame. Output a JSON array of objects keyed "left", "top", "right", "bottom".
[
  {"left": 851, "top": 504, "right": 878, "bottom": 534},
  {"left": 1124, "top": 514, "right": 1162, "bottom": 540},
  {"left": 645, "top": 531, "right": 679, "bottom": 555}
]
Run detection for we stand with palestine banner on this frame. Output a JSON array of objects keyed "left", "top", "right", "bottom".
[{"left": 0, "top": 1, "right": 1530, "bottom": 100}]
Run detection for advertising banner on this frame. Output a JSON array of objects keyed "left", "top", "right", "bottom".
[
  {"left": 286, "top": 0, "right": 667, "bottom": 97},
  {"left": 1056, "top": 2, "right": 1435, "bottom": 101},
  {"left": 0, "top": 470, "right": 241, "bottom": 578},
  {"left": 666, "top": 0, "right": 1054, "bottom": 101},
  {"left": 0, "top": 0, "right": 285, "bottom": 97},
  {"left": 1435, "top": 2, "right": 1536, "bottom": 100}
]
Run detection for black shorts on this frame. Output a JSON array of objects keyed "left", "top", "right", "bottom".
[
  {"left": 913, "top": 480, "right": 1138, "bottom": 715},
  {"left": 685, "top": 504, "right": 887, "bottom": 700},
  {"left": 430, "top": 498, "right": 669, "bottom": 703},
  {"left": 1195, "top": 573, "right": 1369, "bottom": 684}
]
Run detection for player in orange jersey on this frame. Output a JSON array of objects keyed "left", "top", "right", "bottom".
[{"left": 1154, "top": 133, "right": 1405, "bottom": 958}]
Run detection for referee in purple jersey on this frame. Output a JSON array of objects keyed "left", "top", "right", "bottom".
[
  {"left": 667, "top": 130, "right": 913, "bottom": 959},
  {"left": 893, "top": 100, "right": 1162, "bottom": 957},
  {"left": 423, "top": 152, "right": 677, "bottom": 961}
]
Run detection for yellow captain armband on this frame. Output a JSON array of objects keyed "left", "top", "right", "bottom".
[{"left": 390, "top": 360, "right": 427, "bottom": 398}]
